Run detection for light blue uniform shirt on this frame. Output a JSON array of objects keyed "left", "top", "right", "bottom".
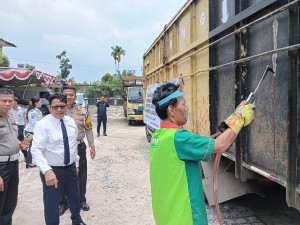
[{"left": 25, "top": 108, "right": 43, "bottom": 132}]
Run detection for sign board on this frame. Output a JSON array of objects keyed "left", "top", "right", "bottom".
[{"left": 144, "top": 78, "right": 179, "bottom": 129}]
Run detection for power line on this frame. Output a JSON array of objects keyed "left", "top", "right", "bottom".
[
  {"left": 9, "top": 57, "right": 58, "bottom": 65},
  {"left": 9, "top": 57, "right": 142, "bottom": 69}
]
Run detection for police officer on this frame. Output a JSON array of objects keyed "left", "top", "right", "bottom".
[
  {"left": 59, "top": 86, "right": 96, "bottom": 215},
  {"left": 8, "top": 97, "right": 27, "bottom": 159},
  {"left": 0, "top": 88, "right": 28, "bottom": 225}
]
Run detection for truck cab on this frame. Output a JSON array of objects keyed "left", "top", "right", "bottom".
[{"left": 122, "top": 76, "right": 144, "bottom": 125}]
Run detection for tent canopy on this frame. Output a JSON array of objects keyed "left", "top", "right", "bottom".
[{"left": 0, "top": 68, "right": 71, "bottom": 87}]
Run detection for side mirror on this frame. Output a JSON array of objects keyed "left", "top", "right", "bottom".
[
  {"left": 84, "top": 98, "right": 88, "bottom": 111},
  {"left": 122, "top": 92, "right": 127, "bottom": 100}
]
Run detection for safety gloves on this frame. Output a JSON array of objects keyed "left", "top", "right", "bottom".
[{"left": 219, "top": 101, "right": 255, "bottom": 135}]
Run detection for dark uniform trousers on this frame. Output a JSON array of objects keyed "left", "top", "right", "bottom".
[
  {"left": 25, "top": 131, "right": 33, "bottom": 164},
  {"left": 61, "top": 141, "right": 87, "bottom": 204},
  {"left": 40, "top": 163, "right": 82, "bottom": 225},
  {"left": 17, "top": 125, "right": 27, "bottom": 159},
  {"left": 0, "top": 161, "right": 19, "bottom": 225},
  {"left": 97, "top": 115, "right": 107, "bottom": 134}
]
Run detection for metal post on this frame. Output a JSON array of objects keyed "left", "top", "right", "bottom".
[{"left": 286, "top": 1, "right": 300, "bottom": 209}]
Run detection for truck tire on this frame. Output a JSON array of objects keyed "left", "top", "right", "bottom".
[
  {"left": 128, "top": 120, "right": 133, "bottom": 125},
  {"left": 145, "top": 126, "right": 152, "bottom": 143},
  {"left": 41, "top": 105, "right": 49, "bottom": 115}
]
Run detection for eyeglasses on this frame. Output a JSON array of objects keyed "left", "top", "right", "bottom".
[{"left": 51, "top": 105, "right": 67, "bottom": 110}]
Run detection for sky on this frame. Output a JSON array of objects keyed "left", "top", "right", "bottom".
[{"left": 0, "top": 0, "right": 185, "bottom": 83}]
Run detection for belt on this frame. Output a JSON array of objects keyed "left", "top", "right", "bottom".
[
  {"left": 51, "top": 162, "right": 75, "bottom": 169},
  {"left": 0, "top": 153, "right": 19, "bottom": 162}
]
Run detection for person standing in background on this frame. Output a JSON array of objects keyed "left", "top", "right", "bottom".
[
  {"left": 25, "top": 96, "right": 43, "bottom": 168},
  {"left": 0, "top": 88, "right": 28, "bottom": 225},
  {"left": 9, "top": 97, "right": 27, "bottom": 160},
  {"left": 59, "top": 86, "right": 96, "bottom": 215},
  {"left": 96, "top": 96, "right": 109, "bottom": 137},
  {"left": 31, "top": 93, "right": 86, "bottom": 225}
]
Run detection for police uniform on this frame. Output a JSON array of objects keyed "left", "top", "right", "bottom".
[
  {"left": 0, "top": 114, "right": 20, "bottom": 225},
  {"left": 8, "top": 105, "right": 27, "bottom": 141},
  {"left": 9, "top": 106, "right": 27, "bottom": 159},
  {"left": 25, "top": 108, "right": 43, "bottom": 133},
  {"left": 61, "top": 104, "right": 94, "bottom": 205}
]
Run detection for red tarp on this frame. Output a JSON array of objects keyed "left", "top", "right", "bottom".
[{"left": 0, "top": 68, "right": 71, "bottom": 86}]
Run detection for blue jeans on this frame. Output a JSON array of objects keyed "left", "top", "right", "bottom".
[{"left": 40, "top": 163, "right": 83, "bottom": 225}]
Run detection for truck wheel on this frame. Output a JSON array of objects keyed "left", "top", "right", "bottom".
[
  {"left": 145, "top": 126, "right": 152, "bottom": 143},
  {"left": 41, "top": 105, "right": 49, "bottom": 115},
  {"left": 128, "top": 120, "right": 133, "bottom": 125}
]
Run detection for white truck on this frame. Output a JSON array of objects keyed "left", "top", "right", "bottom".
[{"left": 75, "top": 91, "right": 88, "bottom": 111}]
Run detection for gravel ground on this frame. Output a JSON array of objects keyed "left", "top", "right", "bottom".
[
  {"left": 14, "top": 105, "right": 153, "bottom": 225},
  {"left": 13, "top": 105, "right": 300, "bottom": 225}
]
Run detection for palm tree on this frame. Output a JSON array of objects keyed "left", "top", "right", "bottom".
[{"left": 111, "top": 45, "right": 126, "bottom": 71}]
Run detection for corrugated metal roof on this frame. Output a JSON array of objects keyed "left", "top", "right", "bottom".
[{"left": 0, "top": 38, "right": 17, "bottom": 47}]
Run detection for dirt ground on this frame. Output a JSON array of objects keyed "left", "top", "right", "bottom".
[
  {"left": 13, "top": 105, "right": 154, "bottom": 225},
  {"left": 12, "top": 105, "right": 300, "bottom": 225}
]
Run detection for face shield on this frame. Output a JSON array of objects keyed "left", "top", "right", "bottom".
[{"left": 157, "top": 90, "right": 193, "bottom": 129}]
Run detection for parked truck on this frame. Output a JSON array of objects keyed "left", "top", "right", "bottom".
[
  {"left": 9, "top": 86, "right": 54, "bottom": 115},
  {"left": 122, "top": 76, "right": 144, "bottom": 125},
  {"left": 143, "top": 0, "right": 300, "bottom": 211},
  {"left": 75, "top": 91, "right": 88, "bottom": 111}
]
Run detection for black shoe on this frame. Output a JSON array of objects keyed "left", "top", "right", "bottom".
[
  {"left": 103, "top": 133, "right": 107, "bottom": 136},
  {"left": 59, "top": 203, "right": 68, "bottom": 216},
  {"left": 97, "top": 133, "right": 100, "bottom": 137},
  {"left": 80, "top": 202, "right": 90, "bottom": 211},
  {"left": 72, "top": 222, "right": 86, "bottom": 225}
]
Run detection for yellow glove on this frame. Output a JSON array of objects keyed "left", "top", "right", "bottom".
[{"left": 220, "top": 101, "right": 255, "bottom": 135}]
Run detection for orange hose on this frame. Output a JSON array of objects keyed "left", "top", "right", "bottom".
[{"left": 213, "top": 153, "right": 223, "bottom": 225}]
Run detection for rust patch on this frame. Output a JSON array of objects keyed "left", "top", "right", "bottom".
[{"left": 241, "top": 45, "right": 247, "bottom": 57}]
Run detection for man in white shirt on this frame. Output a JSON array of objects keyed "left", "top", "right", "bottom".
[
  {"left": 31, "top": 93, "right": 86, "bottom": 225},
  {"left": 9, "top": 97, "right": 27, "bottom": 159}
]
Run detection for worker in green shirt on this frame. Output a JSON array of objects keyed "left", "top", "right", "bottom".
[{"left": 150, "top": 82, "right": 255, "bottom": 225}]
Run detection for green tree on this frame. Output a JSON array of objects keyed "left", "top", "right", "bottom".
[
  {"left": 18, "top": 63, "right": 35, "bottom": 69},
  {"left": 25, "top": 64, "right": 35, "bottom": 69},
  {"left": 0, "top": 55, "right": 10, "bottom": 67},
  {"left": 101, "top": 73, "right": 114, "bottom": 84},
  {"left": 110, "top": 45, "right": 126, "bottom": 71},
  {"left": 113, "top": 69, "right": 136, "bottom": 86},
  {"left": 67, "top": 77, "right": 78, "bottom": 85},
  {"left": 56, "top": 50, "right": 72, "bottom": 79}
]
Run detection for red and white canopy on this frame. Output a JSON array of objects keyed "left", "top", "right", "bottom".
[{"left": 0, "top": 68, "right": 71, "bottom": 86}]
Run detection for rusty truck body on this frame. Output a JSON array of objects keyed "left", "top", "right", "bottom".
[{"left": 143, "top": 0, "right": 300, "bottom": 210}]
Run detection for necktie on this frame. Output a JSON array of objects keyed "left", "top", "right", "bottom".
[{"left": 61, "top": 119, "right": 70, "bottom": 166}]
